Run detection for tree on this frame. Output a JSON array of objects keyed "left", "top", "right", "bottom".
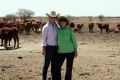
[
  {"left": 88, "top": 16, "right": 93, "bottom": 22},
  {"left": 5, "top": 14, "right": 16, "bottom": 20},
  {"left": 98, "top": 15, "right": 104, "bottom": 22},
  {"left": 16, "top": 9, "right": 34, "bottom": 20}
]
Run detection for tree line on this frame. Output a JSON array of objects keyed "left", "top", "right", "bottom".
[{"left": 1, "top": 8, "right": 120, "bottom": 22}]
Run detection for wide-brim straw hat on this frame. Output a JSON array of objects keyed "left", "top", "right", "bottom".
[{"left": 46, "top": 11, "right": 60, "bottom": 17}]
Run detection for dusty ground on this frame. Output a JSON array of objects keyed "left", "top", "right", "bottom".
[{"left": 0, "top": 31, "right": 120, "bottom": 80}]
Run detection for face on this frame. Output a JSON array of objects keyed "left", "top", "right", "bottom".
[
  {"left": 59, "top": 21, "right": 67, "bottom": 28},
  {"left": 49, "top": 17, "right": 56, "bottom": 24}
]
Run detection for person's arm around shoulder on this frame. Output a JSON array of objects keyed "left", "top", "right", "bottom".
[{"left": 41, "top": 25, "right": 48, "bottom": 56}]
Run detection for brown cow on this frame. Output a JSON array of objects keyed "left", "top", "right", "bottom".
[
  {"left": 14, "top": 21, "right": 25, "bottom": 34},
  {"left": 32, "top": 21, "right": 41, "bottom": 33},
  {"left": 112, "top": 24, "right": 120, "bottom": 33},
  {"left": 40, "top": 22, "right": 46, "bottom": 33},
  {"left": 0, "top": 21, "right": 5, "bottom": 28},
  {"left": 88, "top": 23, "right": 94, "bottom": 33},
  {"left": 24, "top": 21, "right": 32, "bottom": 35},
  {"left": 0, "top": 27, "right": 19, "bottom": 49}
]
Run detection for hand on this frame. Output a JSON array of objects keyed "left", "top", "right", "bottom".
[
  {"left": 42, "top": 48, "right": 46, "bottom": 56},
  {"left": 74, "top": 50, "right": 78, "bottom": 58}
]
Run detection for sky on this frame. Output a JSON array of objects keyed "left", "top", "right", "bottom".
[{"left": 0, "top": 0, "right": 120, "bottom": 17}]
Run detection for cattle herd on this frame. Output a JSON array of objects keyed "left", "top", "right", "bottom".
[
  {"left": 70, "top": 22, "right": 120, "bottom": 33},
  {"left": 0, "top": 18, "right": 120, "bottom": 50},
  {"left": 0, "top": 19, "right": 44, "bottom": 49}
]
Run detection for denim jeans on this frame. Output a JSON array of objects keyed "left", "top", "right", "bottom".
[
  {"left": 55, "top": 52, "right": 75, "bottom": 80},
  {"left": 42, "top": 45, "right": 57, "bottom": 80}
]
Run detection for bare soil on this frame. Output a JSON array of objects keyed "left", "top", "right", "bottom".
[{"left": 0, "top": 31, "right": 120, "bottom": 80}]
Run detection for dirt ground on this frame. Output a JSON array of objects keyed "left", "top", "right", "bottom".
[{"left": 0, "top": 31, "right": 120, "bottom": 80}]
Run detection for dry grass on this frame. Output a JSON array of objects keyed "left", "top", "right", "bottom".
[{"left": 0, "top": 19, "right": 120, "bottom": 80}]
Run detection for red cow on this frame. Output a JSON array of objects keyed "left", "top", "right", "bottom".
[{"left": 0, "top": 27, "right": 19, "bottom": 49}]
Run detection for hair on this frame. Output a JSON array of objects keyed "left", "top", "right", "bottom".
[{"left": 58, "top": 16, "right": 69, "bottom": 26}]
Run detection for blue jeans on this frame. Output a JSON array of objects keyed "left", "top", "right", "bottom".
[
  {"left": 42, "top": 45, "right": 57, "bottom": 80},
  {"left": 55, "top": 52, "right": 75, "bottom": 80}
]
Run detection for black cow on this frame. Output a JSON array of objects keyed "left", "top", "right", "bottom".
[
  {"left": 117, "top": 23, "right": 120, "bottom": 30},
  {"left": 70, "top": 22, "right": 75, "bottom": 28},
  {"left": 77, "top": 24, "right": 83, "bottom": 33},
  {"left": 97, "top": 23, "right": 109, "bottom": 33}
]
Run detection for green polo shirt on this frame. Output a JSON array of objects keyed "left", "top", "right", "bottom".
[{"left": 57, "top": 26, "right": 77, "bottom": 53}]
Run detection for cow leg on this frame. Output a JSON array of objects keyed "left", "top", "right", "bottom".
[
  {"left": 0, "top": 39, "right": 3, "bottom": 46},
  {"left": 89, "top": 27, "right": 93, "bottom": 33},
  {"left": 100, "top": 29, "right": 102, "bottom": 33},
  {"left": 90, "top": 29, "right": 92, "bottom": 33},
  {"left": 80, "top": 29, "right": 81, "bottom": 33},
  {"left": 91, "top": 27, "right": 94, "bottom": 33},
  {"left": 35, "top": 27, "right": 37, "bottom": 32},
  {"left": 28, "top": 29, "right": 30, "bottom": 35},
  {"left": 13, "top": 36, "right": 19, "bottom": 48},
  {"left": 4, "top": 39, "right": 7, "bottom": 48},
  {"left": 106, "top": 28, "right": 109, "bottom": 33},
  {"left": 0, "top": 39, "right": 2, "bottom": 46},
  {"left": 8, "top": 39, "right": 11, "bottom": 46},
  {"left": 13, "top": 38, "right": 16, "bottom": 48},
  {"left": 36, "top": 27, "right": 39, "bottom": 32},
  {"left": 17, "top": 37, "right": 19, "bottom": 48}
]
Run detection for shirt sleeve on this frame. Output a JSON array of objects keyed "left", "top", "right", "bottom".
[
  {"left": 70, "top": 29, "right": 77, "bottom": 48},
  {"left": 41, "top": 26, "right": 48, "bottom": 46}
]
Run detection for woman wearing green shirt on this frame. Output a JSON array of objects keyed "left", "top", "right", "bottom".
[{"left": 56, "top": 16, "right": 78, "bottom": 80}]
